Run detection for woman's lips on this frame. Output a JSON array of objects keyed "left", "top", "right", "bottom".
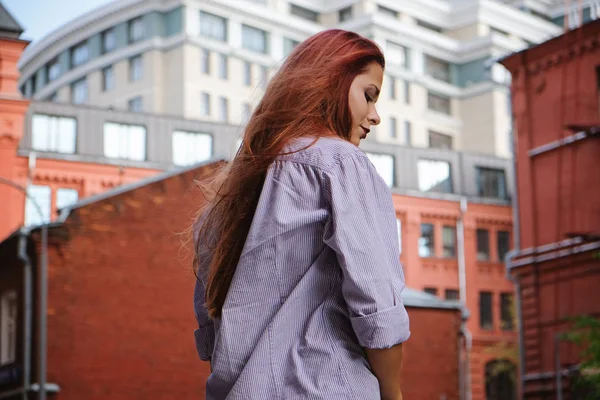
[{"left": 361, "top": 126, "right": 370, "bottom": 139}]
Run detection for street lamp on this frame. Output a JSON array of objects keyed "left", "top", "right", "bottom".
[{"left": 0, "top": 177, "right": 48, "bottom": 400}]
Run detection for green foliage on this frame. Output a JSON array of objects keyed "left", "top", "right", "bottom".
[{"left": 561, "top": 315, "right": 600, "bottom": 400}]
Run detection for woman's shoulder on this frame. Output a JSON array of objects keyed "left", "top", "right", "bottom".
[{"left": 281, "top": 135, "right": 367, "bottom": 172}]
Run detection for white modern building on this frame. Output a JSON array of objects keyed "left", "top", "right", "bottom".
[{"left": 17, "top": 0, "right": 569, "bottom": 159}]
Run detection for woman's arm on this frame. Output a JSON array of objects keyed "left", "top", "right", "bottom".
[{"left": 365, "top": 344, "right": 404, "bottom": 400}]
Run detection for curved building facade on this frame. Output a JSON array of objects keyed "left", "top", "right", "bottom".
[{"left": 18, "top": 0, "right": 562, "bottom": 158}]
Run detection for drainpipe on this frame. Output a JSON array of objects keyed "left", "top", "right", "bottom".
[
  {"left": 555, "top": 333, "right": 564, "bottom": 400},
  {"left": 456, "top": 197, "right": 471, "bottom": 400},
  {"left": 505, "top": 250, "right": 525, "bottom": 399},
  {"left": 17, "top": 230, "right": 32, "bottom": 400}
]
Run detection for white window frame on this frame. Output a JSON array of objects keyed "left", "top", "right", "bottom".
[
  {"left": 172, "top": 131, "right": 213, "bottom": 166},
  {"left": 31, "top": 114, "right": 77, "bottom": 154},
  {"left": 103, "top": 122, "right": 146, "bottom": 161},
  {"left": 24, "top": 185, "right": 51, "bottom": 226},
  {"left": 365, "top": 152, "right": 395, "bottom": 187}
]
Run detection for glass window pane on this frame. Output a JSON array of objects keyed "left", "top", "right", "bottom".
[
  {"left": 425, "top": 55, "right": 451, "bottom": 82},
  {"left": 32, "top": 114, "right": 76, "bottom": 154},
  {"left": 242, "top": 25, "right": 267, "bottom": 54},
  {"left": 128, "top": 125, "right": 146, "bottom": 161},
  {"left": 25, "top": 185, "right": 51, "bottom": 226},
  {"left": 477, "top": 167, "right": 507, "bottom": 199},
  {"left": 479, "top": 291, "right": 493, "bottom": 330},
  {"left": 497, "top": 231, "right": 510, "bottom": 262},
  {"left": 283, "top": 37, "right": 299, "bottom": 56},
  {"left": 365, "top": 152, "right": 394, "bottom": 187},
  {"left": 58, "top": 117, "right": 76, "bottom": 153},
  {"left": 172, "top": 131, "right": 212, "bottom": 166},
  {"left": 200, "top": 11, "right": 227, "bottom": 41},
  {"left": 429, "top": 131, "right": 453, "bottom": 150},
  {"left": 477, "top": 229, "right": 490, "bottom": 261},
  {"left": 387, "top": 41, "right": 408, "bottom": 67},
  {"left": 428, "top": 92, "right": 451, "bottom": 115},
  {"left": 290, "top": 4, "right": 319, "bottom": 22},
  {"left": 442, "top": 226, "right": 456, "bottom": 258},
  {"left": 56, "top": 188, "right": 79, "bottom": 210},
  {"left": 103, "top": 123, "right": 120, "bottom": 159},
  {"left": 418, "top": 159, "right": 453, "bottom": 193},
  {"left": 419, "top": 223, "right": 434, "bottom": 257}
]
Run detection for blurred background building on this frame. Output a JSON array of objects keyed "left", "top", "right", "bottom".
[{"left": 1, "top": 0, "right": 598, "bottom": 399}]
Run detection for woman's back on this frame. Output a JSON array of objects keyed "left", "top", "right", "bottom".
[{"left": 194, "top": 136, "right": 410, "bottom": 399}]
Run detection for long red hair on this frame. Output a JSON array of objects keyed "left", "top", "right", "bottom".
[{"left": 195, "top": 29, "right": 385, "bottom": 318}]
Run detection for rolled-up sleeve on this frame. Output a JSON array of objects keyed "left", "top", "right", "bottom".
[{"left": 323, "top": 153, "right": 410, "bottom": 349}]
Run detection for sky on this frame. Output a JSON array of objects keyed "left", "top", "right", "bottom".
[{"left": 3, "top": 0, "right": 112, "bottom": 43}]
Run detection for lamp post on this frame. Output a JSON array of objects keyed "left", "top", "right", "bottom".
[{"left": 0, "top": 177, "right": 48, "bottom": 400}]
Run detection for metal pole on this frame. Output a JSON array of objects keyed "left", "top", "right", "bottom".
[{"left": 0, "top": 177, "right": 48, "bottom": 400}]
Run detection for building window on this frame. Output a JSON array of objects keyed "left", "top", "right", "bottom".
[
  {"left": 476, "top": 167, "right": 507, "bottom": 199},
  {"left": 477, "top": 229, "right": 490, "bottom": 261},
  {"left": 389, "top": 117, "right": 397, "bottom": 138},
  {"left": 242, "top": 25, "right": 268, "bottom": 54},
  {"left": 479, "top": 291, "right": 493, "bottom": 330},
  {"left": 129, "top": 55, "right": 143, "bottom": 82},
  {"left": 102, "top": 66, "right": 114, "bottom": 91},
  {"left": 417, "top": 159, "right": 453, "bottom": 193},
  {"left": 442, "top": 226, "right": 456, "bottom": 258},
  {"left": 71, "top": 78, "right": 88, "bottom": 104},
  {"left": 243, "top": 103, "right": 252, "bottom": 119},
  {"left": 497, "top": 231, "right": 510, "bottom": 262},
  {"left": 172, "top": 131, "right": 213, "bottom": 166},
  {"left": 201, "top": 92, "right": 210, "bottom": 116},
  {"left": 201, "top": 49, "right": 210, "bottom": 74},
  {"left": 425, "top": 55, "right": 451, "bottom": 82},
  {"left": 424, "top": 287, "right": 438, "bottom": 296},
  {"left": 219, "top": 54, "right": 228, "bottom": 79},
  {"left": 128, "top": 96, "right": 143, "bottom": 112},
  {"left": 0, "top": 291, "right": 17, "bottom": 366},
  {"left": 388, "top": 77, "right": 396, "bottom": 100},
  {"left": 404, "top": 81, "right": 411, "bottom": 104},
  {"left": 417, "top": 19, "right": 443, "bottom": 33},
  {"left": 339, "top": 6, "right": 353, "bottom": 22},
  {"left": 485, "top": 360, "right": 517, "bottom": 400},
  {"left": 365, "top": 152, "right": 394, "bottom": 187},
  {"left": 49, "top": 92, "right": 58, "bottom": 102},
  {"left": 25, "top": 185, "right": 51, "bottom": 226},
  {"left": 56, "top": 188, "right": 78, "bottom": 211},
  {"left": 419, "top": 223, "right": 434, "bottom": 257},
  {"left": 47, "top": 57, "right": 61, "bottom": 82},
  {"left": 218, "top": 97, "right": 229, "bottom": 122},
  {"left": 396, "top": 219, "right": 402, "bottom": 255},
  {"left": 244, "top": 61, "right": 252, "bottom": 86},
  {"left": 70, "top": 41, "right": 89, "bottom": 68},
  {"left": 428, "top": 92, "right": 451, "bottom": 115},
  {"left": 404, "top": 121, "right": 412, "bottom": 146},
  {"left": 429, "top": 131, "right": 453, "bottom": 150},
  {"left": 283, "top": 37, "right": 299, "bottom": 56},
  {"left": 445, "top": 289, "right": 459, "bottom": 301},
  {"left": 31, "top": 114, "right": 76, "bottom": 154},
  {"left": 128, "top": 16, "right": 145, "bottom": 43},
  {"left": 290, "top": 4, "right": 319, "bottom": 22},
  {"left": 101, "top": 28, "right": 116, "bottom": 53},
  {"left": 260, "top": 66, "right": 269, "bottom": 89},
  {"left": 103, "top": 122, "right": 146, "bottom": 161},
  {"left": 378, "top": 5, "right": 399, "bottom": 18},
  {"left": 199, "top": 11, "right": 227, "bottom": 41},
  {"left": 500, "top": 293, "right": 514, "bottom": 331},
  {"left": 387, "top": 41, "right": 408, "bottom": 68}
]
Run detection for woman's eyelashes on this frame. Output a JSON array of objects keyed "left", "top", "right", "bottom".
[{"left": 364, "top": 93, "right": 373, "bottom": 103}]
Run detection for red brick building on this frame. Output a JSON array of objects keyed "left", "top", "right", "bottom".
[
  {"left": 0, "top": 161, "right": 464, "bottom": 400},
  {"left": 501, "top": 19, "right": 600, "bottom": 400}
]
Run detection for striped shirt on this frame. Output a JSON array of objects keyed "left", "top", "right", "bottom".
[{"left": 194, "top": 136, "right": 410, "bottom": 399}]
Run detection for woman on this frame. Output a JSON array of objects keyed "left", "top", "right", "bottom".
[{"left": 194, "top": 29, "right": 410, "bottom": 400}]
